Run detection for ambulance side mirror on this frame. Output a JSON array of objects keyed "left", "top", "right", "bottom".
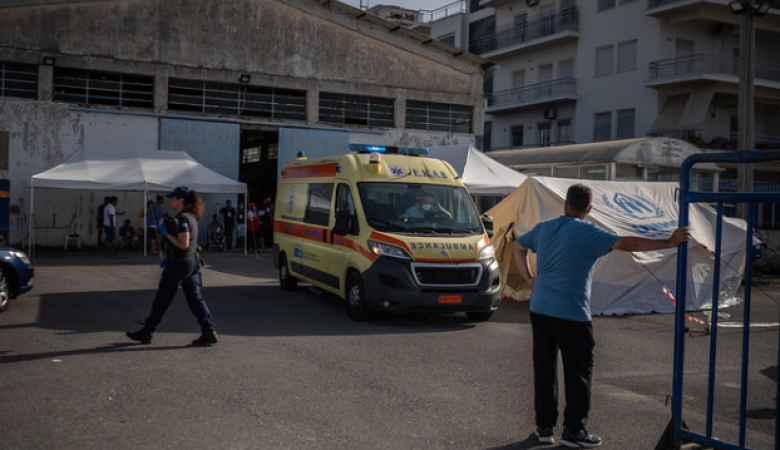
[
  {"left": 481, "top": 214, "right": 494, "bottom": 238},
  {"left": 333, "top": 210, "right": 358, "bottom": 236}
]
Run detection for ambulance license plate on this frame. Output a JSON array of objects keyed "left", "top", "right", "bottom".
[{"left": 438, "top": 295, "right": 462, "bottom": 304}]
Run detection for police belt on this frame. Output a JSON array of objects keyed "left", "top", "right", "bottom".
[{"left": 170, "top": 251, "right": 199, "bottom": 260}]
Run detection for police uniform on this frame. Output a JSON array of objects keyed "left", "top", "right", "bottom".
[{"left": 143, "top": 208, "right": 215, "bottom": 334}]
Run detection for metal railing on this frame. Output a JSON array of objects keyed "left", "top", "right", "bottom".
[
  {"left": 470, "top": 6, "right": 579, "bottom": 54},
  {"left": 416, "top": 0, "right": 466, "bottom": 23},
  {"left": 647, "top": 0, "right": 686, "bottom": 8},
  {"left": 648, "top": 53, "right": 780, "bottom": 83},
  {"left": 486, "top": 78, "right": 577, "bottom": 108},
  {"left": 668, "top": 150, "right": 780, "bottom": 450}
]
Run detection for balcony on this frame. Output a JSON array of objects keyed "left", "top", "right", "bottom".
[
  {"left": 470, "top": 7, "right": 579, "bottom": 58},
  {"left": 486, "top": 78, "right": 577, "bottom": 113},
  {"left": 650, "top": 128, "right": 780, "bottom": 150},
  {"left": 646, "top": 53, "right": 780, "bottom": 87},
  {"left": 646, "top": 0, "right": 730, "bottom": 19}
]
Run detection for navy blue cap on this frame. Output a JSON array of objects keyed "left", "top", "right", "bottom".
[{"left": 165, "top": 186, "right": 190, "bottom": 198}]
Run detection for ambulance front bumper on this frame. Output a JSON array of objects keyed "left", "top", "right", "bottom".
[{"left": 361, "top": 257, "right": 501, "bottom": 314}]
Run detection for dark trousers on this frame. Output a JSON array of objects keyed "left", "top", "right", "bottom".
[
  {"left": 224, "top": 226, "right": 234, "bottom": 248},
  {"left": 530, "top": 311, "right": 594, "bottom": 432},
  {"left": 144, "top": 257, "right": 215, "bottom": 332}
]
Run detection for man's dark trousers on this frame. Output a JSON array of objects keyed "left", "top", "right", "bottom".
[
  {"left": 224, "top": 226, "right": 233, "bottom": 249},
  {"left": 530, "top": 311, "right": 594, "bottom": 432}
]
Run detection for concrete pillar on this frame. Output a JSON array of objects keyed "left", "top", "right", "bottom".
[
  {"left": 395, "top": 97, "right": 406, "bottom": 129},
  {"left": 154, "top": 74, "right": 168, "bottom": 112},
  {"left": 39, "top": 65, "right": 53, "bottom": 101},
  {"left": 307, "top": 89, "right": 319, "bottom": 124}
]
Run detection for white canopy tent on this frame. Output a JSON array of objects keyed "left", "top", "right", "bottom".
[
  {"left": 428, "top": 145, "right": 527, "bottom": 195},
  {"left": 30, "top": 147, "right": 248, "bottom": 255},
  {"left": 488, "top": 176, "right": 747, "bottom": 315}
]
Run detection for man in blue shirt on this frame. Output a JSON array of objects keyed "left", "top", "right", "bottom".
[{"left": 513, "top": 184, "right": 690, "bottom": 448}]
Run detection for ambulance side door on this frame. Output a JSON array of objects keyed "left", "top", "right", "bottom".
[
  {"left": 327, "top": 183, "right": 360, "bottom": 293},
  {"left": 301, "top": 182, "right": 340, "bottom": 293}
]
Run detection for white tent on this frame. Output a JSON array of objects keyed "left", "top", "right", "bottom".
[
  {"left": 30, "top": 147, "right": 247, "bottom": 254},
  {"left": 428, "top": 145, "right": 526, "bottom": 195},
  {"left": 488, "top": 177, "right": 747, "bottom": 315}
]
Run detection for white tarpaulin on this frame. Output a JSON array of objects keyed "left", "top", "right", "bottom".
[
  {"left": 428, "top": 145, "right": 527, "bottom": 195},
  {"left": 31, "top": 147, "right": 246, "bottom": 193},
  {"left": 488, "top": 177, "right": 747, "bottom": 315}
]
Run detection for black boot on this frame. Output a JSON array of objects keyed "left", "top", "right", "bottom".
[
  {"left": 126, "top": 327, "right": 153, "bottom": 344},
  {"left": 192, "top": 329, "right": 218, "bottom": 346}
]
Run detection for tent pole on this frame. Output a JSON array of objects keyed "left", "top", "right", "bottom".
[
  {"left": 143, "top": 188, "right": 148, "bottom": 257},
  {"left": 244, "top": 190, "right": 248, "bottom": 256},
  {"left": 28, "top": 182, "right": 34, "bottom": 256}
]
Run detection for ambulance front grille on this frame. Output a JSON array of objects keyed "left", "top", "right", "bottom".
[{"left": 410, "top": 263, "right": 483, "bottom": 287}]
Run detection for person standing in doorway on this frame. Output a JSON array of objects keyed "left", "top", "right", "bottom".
[
  {"left": 96, "top": 196, "right": 110, "bottom": 247},
  {"left": 512, "top": 184, "right": 691, "bottom": 448},
  {"left": 219, "top": 199, "right": 236, "bottom": 250},
  {"left": 126, "top": 186, "right": 217, "bottom": 346},
  {"left": 247, "top": 203, "right": 260, "bottom": 252},
  {"left": 258, "top": 196, "right": 274, "bottom": 250},
  {"left": 235, "top": 199, "right": 246, "bottom": 250}
]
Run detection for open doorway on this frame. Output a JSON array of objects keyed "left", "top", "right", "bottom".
[{"left": 240, "top": 126, "right": 279, "bottom": 205}]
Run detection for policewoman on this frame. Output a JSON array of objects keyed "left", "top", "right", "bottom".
[{"left": 126, "top": 186, "right": 218, "bottom": 346}]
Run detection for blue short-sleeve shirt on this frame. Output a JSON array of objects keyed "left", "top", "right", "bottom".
[{"left": 517, "top": 216, "right": 620, "bottom": 322}]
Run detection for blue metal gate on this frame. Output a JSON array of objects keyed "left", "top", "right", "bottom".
[{"left": 668, "top": 150, "right": 780, "bottom": 450}]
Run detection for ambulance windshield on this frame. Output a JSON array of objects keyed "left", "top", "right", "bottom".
[{"left": 358, "top": 183, "right": 483, "bottom": 235}]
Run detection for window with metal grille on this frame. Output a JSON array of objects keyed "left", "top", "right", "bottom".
[
  {"left": 168, "top": 78, "right": 306, "bottom": 121},
  {"left": 53, "top": 68, "right": 153, "bottom": 108},
  {"left": 319, "top": 93, "right": 393, "bottom": 128},
  {"left": 405, "top": 101, "right": 472, "bottom": 133},
  {"left": 0, "top": 61, "right": 38, "bottom": 99}
]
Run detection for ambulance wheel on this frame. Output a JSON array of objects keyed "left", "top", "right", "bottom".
[
  {"left": 465, "top": 311, "right": 493, "bottom": 322},
  {"left": 346, "top": 272, "right": 371, "bottom": 321},
  {"left": 279, "top": 254, "right": 298, "bottom": 290}
]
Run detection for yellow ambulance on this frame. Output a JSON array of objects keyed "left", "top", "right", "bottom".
[{"left": 273, "top": 145, "right": 501, "bottom": 321}]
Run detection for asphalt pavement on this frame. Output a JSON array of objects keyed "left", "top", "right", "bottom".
[{"left": 0, "top": 248, "right": 777, "bottom": 450}]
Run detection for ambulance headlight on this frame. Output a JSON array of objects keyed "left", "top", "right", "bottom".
[
  {"left": 368, "top": 240, "right": 410, "bottom": 260},
  {"left": 478, "top": 243, "right": 495, "bottom": 262}
]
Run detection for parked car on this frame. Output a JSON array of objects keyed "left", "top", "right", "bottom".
[{"left": 0, "top": 247, "right": 34, "bottom": 313}]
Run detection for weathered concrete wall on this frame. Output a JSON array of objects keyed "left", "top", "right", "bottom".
[
  {"left": 1, "top": 99, "right": 157, "bottom": 246},
  {"left": 0, "top": 0, "right": 480, "bottom": 102}
]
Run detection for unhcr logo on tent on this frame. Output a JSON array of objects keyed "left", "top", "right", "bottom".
[{"left": 602, "top": 193, "right": 675, "bottom": 237}]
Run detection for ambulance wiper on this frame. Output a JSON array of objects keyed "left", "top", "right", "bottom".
[
  {"left": 369, "top": 218, "right": 407, "bottom": 231},
  {"left": 438, "top": 228, "right": 478, "bottom": 234}
]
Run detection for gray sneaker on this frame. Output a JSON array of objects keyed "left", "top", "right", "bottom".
[
  {"left": 560, "top": 428, "right": 602, "bottom": 448},
  {"left": 535, "top": 428, "right": 554, "bottom": 445}
]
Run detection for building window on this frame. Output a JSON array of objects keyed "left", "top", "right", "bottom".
[
  {"left": 598, "top": 0, "right": 616, "bottom": 11},
  {"left": 319, "top": 93, "right": 393, "bottom": 128},
  {"left": 438, "top": 34, "right": 456, "bottom": 46},
  {"left": 468, "top": 16, "right": 496, "bottom": 54},
  {"left": 54, "top": 68, "right": 153, "bottom": 108},
  {"left": 483, "top": 121, "right": 492, "bottom": 150},
  {"left": 511, "top": 125, "right": 524, "bottom": 147},
  {"left": 168, "top": 78, "right": 306, "bottom": 120},
  {"left": 0, "top": 61, "right": 37, "bottom": 100},
  {"left": 405, "top": 101, "right": 471, "bottom": 133},
  {"left": 538, "top": 123, "right": 552, "bottom": 147},
  {"left": 558, "top": 118, "right": 572, "bottom": 143},
  {"left": 616, "top": 109, "right": 635, "bottom": 139},
  {"left": 594, "top": 112, "right": 612, "bottom": 141},
  {"left": 595, "top": 46, "right": 614, "bottom": 77},
  {"left": 617, "top": 40, "right": 638, "bottom": 72}
]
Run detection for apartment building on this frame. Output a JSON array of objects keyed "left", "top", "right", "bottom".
[{"left": 429, "top": 0, "right": 780, "bottom": 173}]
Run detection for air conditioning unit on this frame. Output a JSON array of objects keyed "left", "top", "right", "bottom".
[
  {"left": 713, "top": 23, "right": 737, "bottom": 37},
  {"left": 543, "top": 108, "right": 557, "bottom": 120}
]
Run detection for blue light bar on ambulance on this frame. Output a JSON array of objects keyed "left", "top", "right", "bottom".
[{"left": 348, "top": 144, "right": 429, "bottom": 156}]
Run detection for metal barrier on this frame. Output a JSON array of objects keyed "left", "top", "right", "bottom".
[{"left": 665, "top": 150, "right": 780, "bottom": 450}]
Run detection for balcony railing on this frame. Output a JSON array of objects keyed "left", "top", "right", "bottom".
[
  {"left": 648, "top": 53, "right": 780, "bottom": 83},
  {"left": 417, "top": 0, "right": 466, "bottom": 24},
  {"left": 486, "top": 78, "right": 577, "bottom": 108},
  {"left": 470, "top": 6, "right": 579, "bottom": 54},
  {"left": 650, "top": 129, "right": 780, "bottom": 150},
  {"left": 647, "top": 0, "right": 686, "bottom": 8}
]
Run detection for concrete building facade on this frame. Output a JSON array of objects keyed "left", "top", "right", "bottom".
[{"left": 0, "top": 0, "right": 490, "bottom": 247}]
